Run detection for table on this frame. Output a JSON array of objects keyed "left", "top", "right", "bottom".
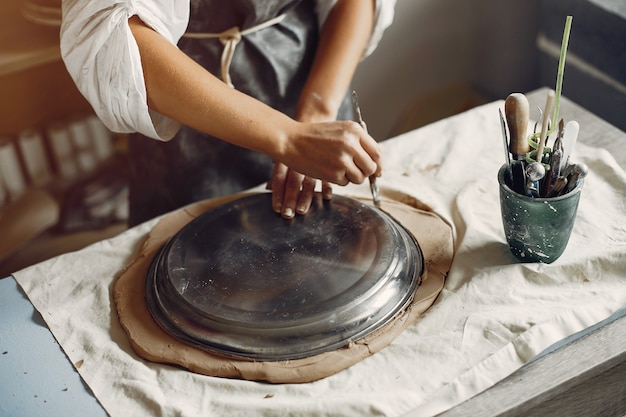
[
  {"left": 2, "top": 88, "right": 625, "bottom": 417},
  {"left": 0, "top": 277, "right": 107, "bottom": 417}
]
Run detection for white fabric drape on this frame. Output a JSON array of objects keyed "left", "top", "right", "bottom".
[{"left": 14, "top": 95, "right": 626, "bottom": 417}]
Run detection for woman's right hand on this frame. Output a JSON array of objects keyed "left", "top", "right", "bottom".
[{"left": 280, "top": 119, "right": 382, "bottom": 187}]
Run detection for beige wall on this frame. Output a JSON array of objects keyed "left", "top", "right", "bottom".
[{"left": 353, "top": 0, "right": 541, "bottom": 140}]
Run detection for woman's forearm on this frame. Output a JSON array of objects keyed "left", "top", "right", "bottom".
[
  {"left": 128, "top": 15, "right": 293, "bottom": 159},
  {"left": 128, "top": 12, "right": 379, "bottom": 186},
  {"left": 270, "top": 0, "right": 376, "bottom": 213},
  {"left": 296, "top": 0, "right": 375, "bottom": 122}
]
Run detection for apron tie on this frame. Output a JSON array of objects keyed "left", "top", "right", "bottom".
[{"left": 183, "top": 14, "right": 287, "bottom": 88}]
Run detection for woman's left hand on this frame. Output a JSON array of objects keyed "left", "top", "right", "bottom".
[{"left": 268, "top": 162, "right": 332, "bottom": 219}]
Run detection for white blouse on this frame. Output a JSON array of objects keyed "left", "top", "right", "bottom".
[{"left": 60, "top": 0, "right": 397, "bottom": 140}]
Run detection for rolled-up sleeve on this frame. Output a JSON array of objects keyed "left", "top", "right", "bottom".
[
  {"left": 60, "top": 0, "right": 189, "bottom": 140},
  {"left": 314, "top": 0, "right": 396, "bottom": 58}
]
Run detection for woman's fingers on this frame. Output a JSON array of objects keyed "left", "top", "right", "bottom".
[
  {"left": 270, "top": 163, "right": 288, "bottom": 214},
  {"left": 321, "top": 180, "right": 333, "bottom": 200},
  {"left": 270, "top": 120, "right": 382, "bottom": 213},
  {"left": 341, "top": 124, "right": 381, "bottom": 184},
  {"left": 281, "top": 169, "right": 305, "bottom": 218},
  {"left": 324, "top": 121, "right": 381, "bottom": 184},
  {"left": 270, "top": 162, "right": 318, "bottom": 219},
  {"left": 295, "top": 176, "right": 316, "bottom": 215},
  {"left": 359, "top": 127, "right": 382, "bottom": 177}
]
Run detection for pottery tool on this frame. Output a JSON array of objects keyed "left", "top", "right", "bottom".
[
  {"left": 352, "top": 91, "right": 381, "bottom": 208},
  {"left": 498, "top": 108, "right": 512, "bottom": 183},
  {"left": 525, "top": 161, "right": 545, "bottom": 197},
  {"left": 505, "top": 93, "right": 530, "bottom": 160},
  {"left": 553, "top": 118, "right": 565, "bottom": 152},
  {"left": 562, "top": 162, "right": 588, "bottom": 195},
  {"left": 560, "top": 120, "right": 579, "bottom": 170},
  {"left": 547, "top": 176, "right": 568, "bottom": 198},
  {"left": 536, "top": 90, "right": 555, "bottom": 163},
  {"left": 543, "top": 147, "right": 562, "bottom": 197},
  {"left": 509, "top": 162, "right": 526, "bottom": 195},
  {"left": 498, "top": 108, "right": 510, "bottom": 165},
  {"left": 504, "top": 94, "right": 530, "bottom": 194}
]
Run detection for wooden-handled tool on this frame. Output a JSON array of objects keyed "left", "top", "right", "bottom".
[{"left": 504, "top": 93, "right": 530, "bottom": 160}]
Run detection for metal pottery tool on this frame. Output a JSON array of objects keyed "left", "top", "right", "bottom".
[
  {"left": 525, "top": 161, "right": 545, "bottom": 197},
  {"left": 547, "top": 176, "right": 568, "bottom": 198},
  {"left": 536, "top": 90, "right": 555, "bottom": 163},
  {"left": 543, "top": 147, "right": 562, "bottom": 197},
  {"left": 554, "top": 118, "right": 565, "bottom": 152},
  {"left": 499, "top": 108, "right": 513, "bottom": 184},
  {"left": 352, "top": 91, "right": 381, "bottom": 208},
  {"left": 561, "top": 162, "right": 588, "bottom": 195}
]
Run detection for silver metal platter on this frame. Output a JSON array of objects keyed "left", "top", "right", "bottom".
[{"left": 145, "top": 193, "right": 423, "bottom": 361}]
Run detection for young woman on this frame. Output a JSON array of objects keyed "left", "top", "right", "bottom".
[{"left": 61, "top": 0, "right": 396, "bottom": 225}]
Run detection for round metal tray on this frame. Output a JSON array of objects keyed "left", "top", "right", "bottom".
[{"left": 145, "top": 193, "right": 423, "bottom": 361}]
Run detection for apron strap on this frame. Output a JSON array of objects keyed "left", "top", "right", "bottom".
[{"left": 183, "top": 14, "right": 287, "bottom": 88}]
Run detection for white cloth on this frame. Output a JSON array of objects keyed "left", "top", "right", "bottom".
[
  {"left": 14, "top": 97, "right": 626, "bottom": 417},
  {"left": 60, "top": 0, "right": 397, "bottom": 141}
]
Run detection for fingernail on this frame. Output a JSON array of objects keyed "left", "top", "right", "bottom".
[
  {"left": 297, "top": 205, "right": 307, "bottom": 214},
  {"left": 274, "top": 202, "right": 282, "bottom": 213},
  {"left": 283, "top": 207, "right": 294, "bottom": 218}
]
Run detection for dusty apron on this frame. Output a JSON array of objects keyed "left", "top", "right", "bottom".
[{"left": 127, "top": 0, "right": 353, "bottom": 226}]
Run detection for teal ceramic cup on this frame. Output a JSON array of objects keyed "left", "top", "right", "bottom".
[{"left": 498, "top": 164, "right": 583, "bottom": 263}]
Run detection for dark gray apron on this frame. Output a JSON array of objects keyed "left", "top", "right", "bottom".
[{"left": 127, "top": 0, "right": 353, "bottom": 226}]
